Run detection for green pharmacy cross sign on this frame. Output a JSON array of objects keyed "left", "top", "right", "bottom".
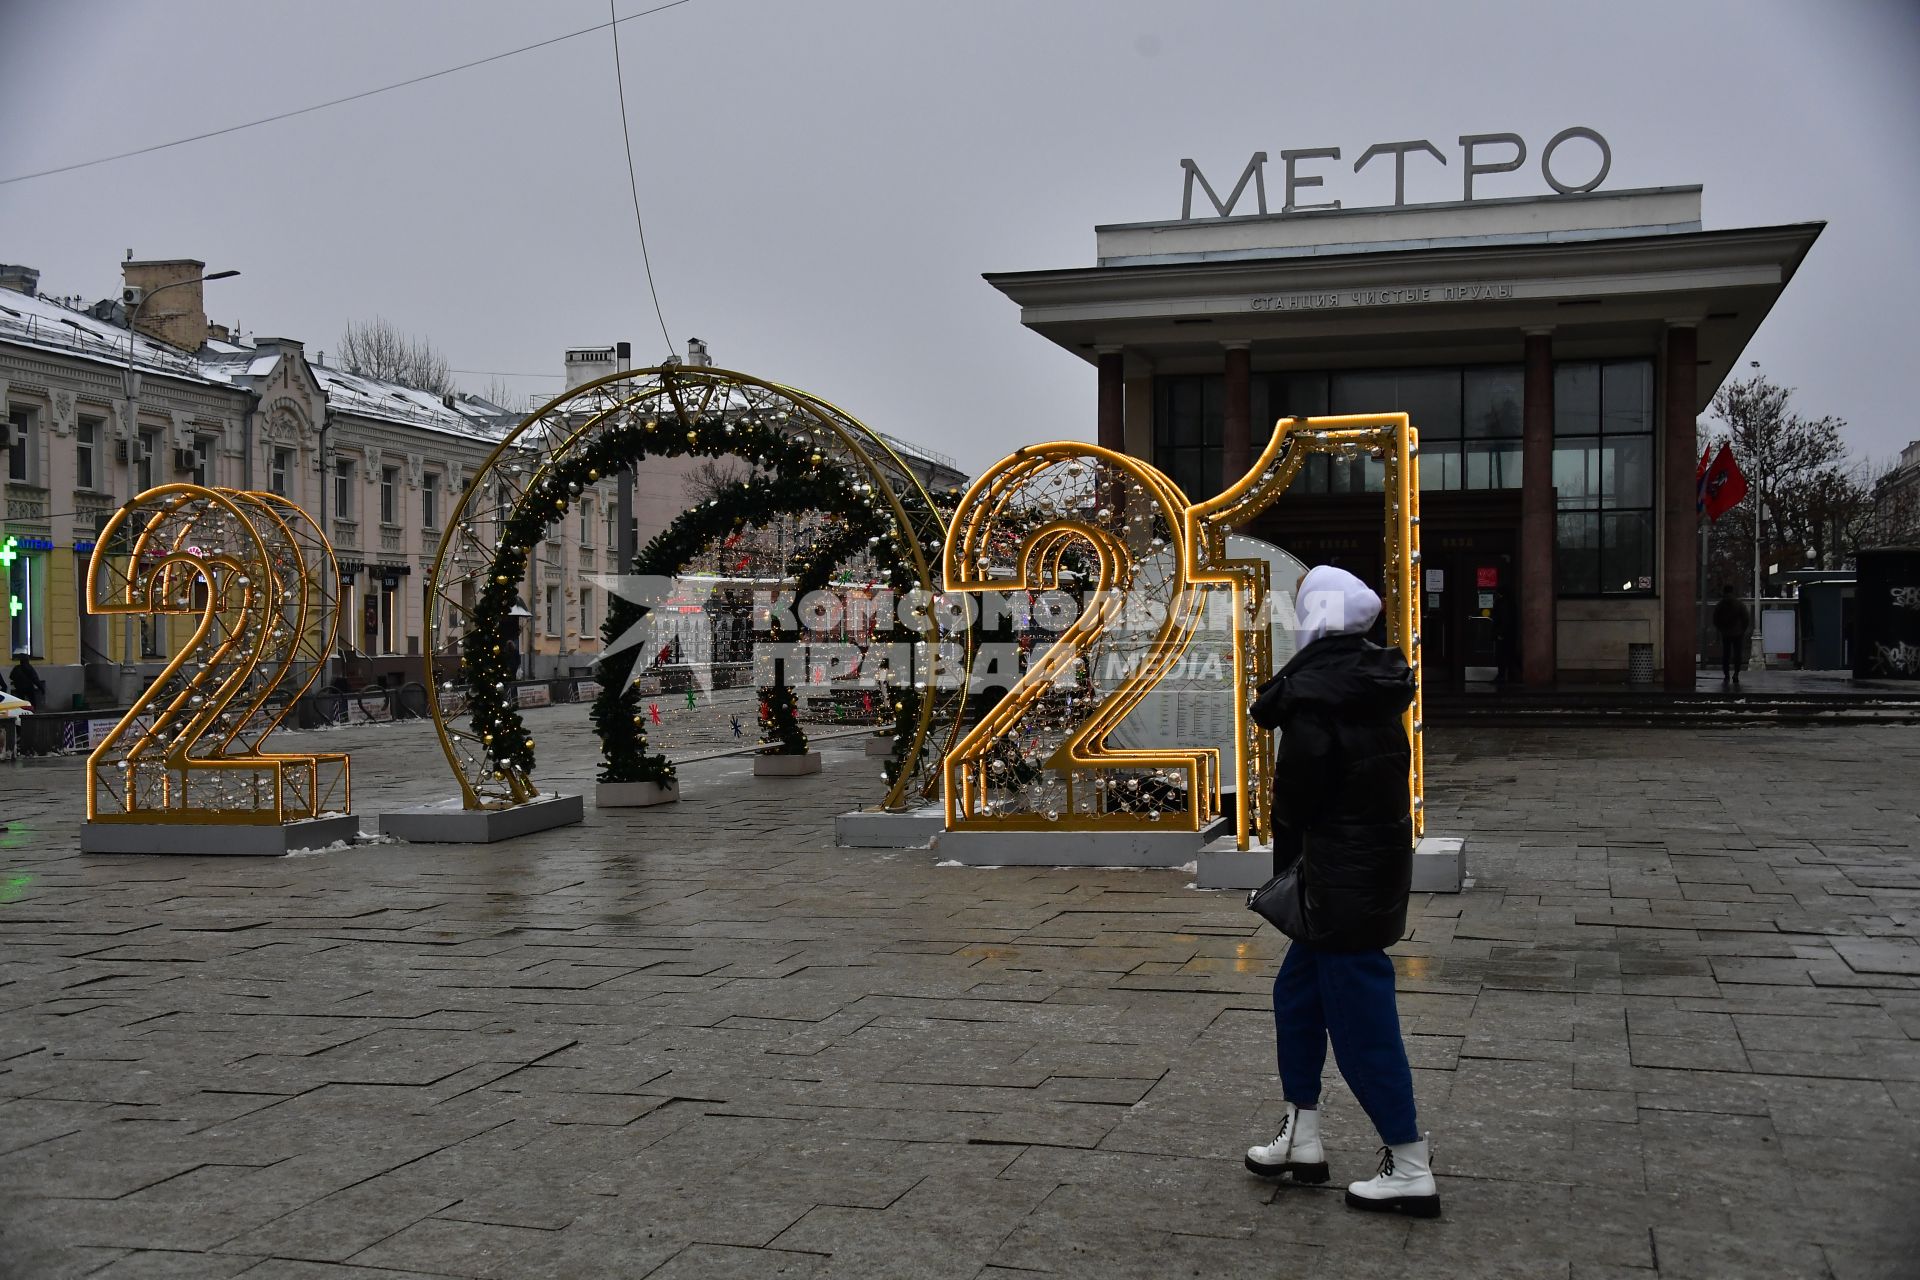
[
  {"left": 0, "top": 536, "right": 17, "bottom": 570},
  {"left": 7, "top": 596, "right": 19, "bottom": 618}
]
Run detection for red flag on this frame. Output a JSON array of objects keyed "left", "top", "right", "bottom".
[
  {"left": 1701, "top": 444, "right": 1748, "bottom": 523},
  {"left": 1694, "top": 445, "right": 1713, "bottom": 514}
]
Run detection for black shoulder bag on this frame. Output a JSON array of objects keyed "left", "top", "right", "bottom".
[{"left": 1247, "top": 845, "right": 1308, "bottom": 940}]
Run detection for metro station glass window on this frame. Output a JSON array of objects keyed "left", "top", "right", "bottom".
[
  {"left": 1553, "top": 359, "right": 1655, "bottom": 595},
  {"left": 1152, "top": 375, "right": 1223, "bottom": 500},
  {"left": 1269, "top": 365, "right": 1522, "bottom": 494}
]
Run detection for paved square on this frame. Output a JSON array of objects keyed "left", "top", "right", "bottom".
[{"left": 1, "top": 713, "right": 1917, "bottom": 1278}]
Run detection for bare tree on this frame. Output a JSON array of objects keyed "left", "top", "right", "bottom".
[
  {"left": 1701, "top": 373, "right": 1856, "bottom": 589},
  {"left": 474, "top": 377, "right": 524, "bottom": 413},
  {"left": 1775, "top": 461, "right": 1876, "bottom": 570},
  {"left": 338, "top": 317, "right": 454, "bottom": 396},
  {"left": 684, "top": 458, "right": 751, "bottom": 505}
]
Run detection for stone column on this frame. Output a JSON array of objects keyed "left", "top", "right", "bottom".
[
  {"left": 1520, "top": 327, "right": 1557, "bottom": 686},
  {"left": 1096, "top": 347, "right": 1125, "bottom": 455},
  {"left": 1222, "top": 342, "right": 1252, "bottom": 493},
  {"left": 1662, "top": 322, "right": 1700, "bottom": 692}
]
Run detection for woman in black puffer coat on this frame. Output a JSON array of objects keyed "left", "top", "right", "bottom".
[{"left": 1241, "top": 565, "right": 1439, "bottom": 1219}]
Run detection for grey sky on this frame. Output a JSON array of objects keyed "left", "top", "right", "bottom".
[{"left": 2, "top": 0, "right": 1915, "bottom": 472}]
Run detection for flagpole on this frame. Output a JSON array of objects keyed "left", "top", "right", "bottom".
[{"left": 1698, "top": 521, "right": 1709, "bottom": 681}]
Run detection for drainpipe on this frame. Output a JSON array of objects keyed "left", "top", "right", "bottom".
[
  {"left": 241, "top": 394, "right": 257, "bottom": 492},
  {"left": 317, "top": 410, "right": 335, "bottom": 691}
]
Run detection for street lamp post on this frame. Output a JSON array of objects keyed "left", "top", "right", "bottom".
[
  {"left": 1745, "top": 361, "right": 1765, "bottom": 677},
  {"left": 117, "top": 269, "right": 239, "bottom": 705}
]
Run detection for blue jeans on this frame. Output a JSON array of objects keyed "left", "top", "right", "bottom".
[{"left": 1272, "top": 941, "right": 1420, "bottom": 1146}]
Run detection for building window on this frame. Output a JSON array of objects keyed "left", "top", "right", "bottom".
[
  {"left": 191, "top": 434, "right": 215, "bottom": 487},
  {"left": 7, "top": 405, "right": 38, "bottom": 484},
  {"left": 380, "top": 466, "right": 399, "bottom": 525},
  {"left": 6, "top": 542, "right": 45, "bottom": 659},
  {"left": 334, "top": 458, "right": 356, "bottom": 520},
  {"left": 76, "top": 417, "right": 100, "bottom": 490},
  {"left": 580, "top": 586, "right": 595, "bottom": 638},
  {"left": 1272, "top": 366, "right": 1525, "bottom": 495},
  {"left": 1554, "top": 359, "right": 1655, "bottom": 595},
  {"left": 137, "top": 428, "right": 159, "bottom": 493},
  {"left": 269, "top": 447, "right": 293, "bottom": 497},
  {"left": 543, "top": 584, "right": 560, "bottom": 637},
  {"left": 1152, "top": 375, "right": 1224, "bottom": 500},
  {"left": 422, "top": 472, "right": 440, "bottom": 528},
  {"left": 605, "top": 505, "right": 619, "bottom": 553},
  {"left": 580, "top": 497, "right": 594, "bottom": 546}
]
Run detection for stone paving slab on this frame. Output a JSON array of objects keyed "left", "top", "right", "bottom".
[{"left": 0, "top": 710, "right": 1916, "bottom": 1277}]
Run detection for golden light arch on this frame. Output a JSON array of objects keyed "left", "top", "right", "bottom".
[{"left": 421, "top": 365, "right": 973, "bottom": 811}]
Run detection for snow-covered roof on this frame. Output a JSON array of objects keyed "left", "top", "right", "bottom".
[
  {"left": 312, "top": 363, "right": 518, "bottom": 441},
  {"left": 0, "top": 285, "right": 521, "bottom": 444},
  {"left": 0, "top": 288, "right": 230, "bottom": 387}
]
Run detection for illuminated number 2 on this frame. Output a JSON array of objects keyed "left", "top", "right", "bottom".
[
  {"left": 86, "top": 484, "right": 348, "bottom": 825},
  {"left": 941, "top": 445, "right": 1220, "bottom": 832}
]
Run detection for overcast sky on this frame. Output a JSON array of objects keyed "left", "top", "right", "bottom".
[{"left": 2, "top": 0, "right": 1916, "bottom": 472}]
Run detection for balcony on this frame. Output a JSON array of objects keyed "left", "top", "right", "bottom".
[
  {"left": 332, "top": 518, "right": 359, "bottom": 549},
  {"left": 5, "top": 485, "right": 50, "bottom": 523},
  {"left": 380, "top": 523, "right": 403, "bottom": 553},
  {"left": 74, "top": 494, "right": 117, "bottom": 535}
]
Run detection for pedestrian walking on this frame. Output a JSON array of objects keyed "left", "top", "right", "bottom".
[
  {"left": 1244, "top": 565, "right": 1438, "bottom": 1218},
  {"left": 1712, "top": 585, "right": 1750, "bottom": 687},
  {"left": 9, "top": 653, "right": 46, "bottom": 709}
]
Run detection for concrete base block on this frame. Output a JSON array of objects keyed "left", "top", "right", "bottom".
[
  {"left": 835, "top": 805, "right": 943, "bottom": 849},
  {"left": 595, "top": 780, "right": 679, "bottom": 808},
  {"left": 864, "top": 735, "right": 895, "bottom": 757},
  {"left": 1413, "top": 835, "right": 1466, "bottom": 893},
  {"left": 754, "top": 751, "right": 822, "bottom": 776},
  {"left": 81, "top": 813, "right": 361, "bottom": 857},
  {"left": 931, "top": 817, "right": 1229, "bottom": 868},
  {"left": 1196, "top": 835, "right": 1272, "bottom": 890},
  {"left": 380, "top": 793, "right": 583, "bottom": 844},
  {"left": 1195, "top": 834, "right": 1468, "bottom": 893}
]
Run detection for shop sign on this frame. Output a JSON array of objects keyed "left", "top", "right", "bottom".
[{"left": 1181, "top": 126, "right": 1612, "bottom": 219}]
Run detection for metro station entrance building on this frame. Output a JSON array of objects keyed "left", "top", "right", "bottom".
[{"left": 986, "top": 182, "right": 1821, "bottom": 690}]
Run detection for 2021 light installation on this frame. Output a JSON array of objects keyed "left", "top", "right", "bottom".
[
  {"left": 940, "top": 413, "right": 1424, "bottom": 851},
  {"left": 85, "top": 484, "right": 348, "bottom": 824}
]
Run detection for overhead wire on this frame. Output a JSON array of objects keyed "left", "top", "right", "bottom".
[
  {"left": 0, "top": 0, "right": 696, "bottom": 187},
  {"left": 607, "top": 0, "right": 675, "bottom": 359}
]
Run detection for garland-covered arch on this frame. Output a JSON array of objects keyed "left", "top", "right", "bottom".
[
  {"left": 591, "top": 470, "right": 928, "bottom": 788},
  {"left": 421, "top": 366, "right": 969, "bottom": 811}
]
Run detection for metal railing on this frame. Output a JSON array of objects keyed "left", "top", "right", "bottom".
[{"left": 0, "top": 308, "right": 209, "bottom": 381}]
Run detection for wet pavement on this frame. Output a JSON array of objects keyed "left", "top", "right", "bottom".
[{"left": 0, "top": 710, "right": 1917, "bottom": 1278}]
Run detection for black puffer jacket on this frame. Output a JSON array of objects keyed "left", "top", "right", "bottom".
[{"left": 1250, "top": 633, "right": 1416, "bottom": 952}]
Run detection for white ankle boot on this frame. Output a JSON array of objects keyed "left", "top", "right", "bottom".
[
  {"left": 1244, "top": 1103, "right": 1328, "bottom": 1184},
  {"left": 1344, "top": 1135, "right": 1440, "bottom": 1217}
]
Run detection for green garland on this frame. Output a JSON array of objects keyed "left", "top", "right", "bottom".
[
  {"left": 596, "top": 469, "right": 897, "bottom": 780},
  {"left": 462, "top": 410, "right": 935, "bottom": 792}
]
